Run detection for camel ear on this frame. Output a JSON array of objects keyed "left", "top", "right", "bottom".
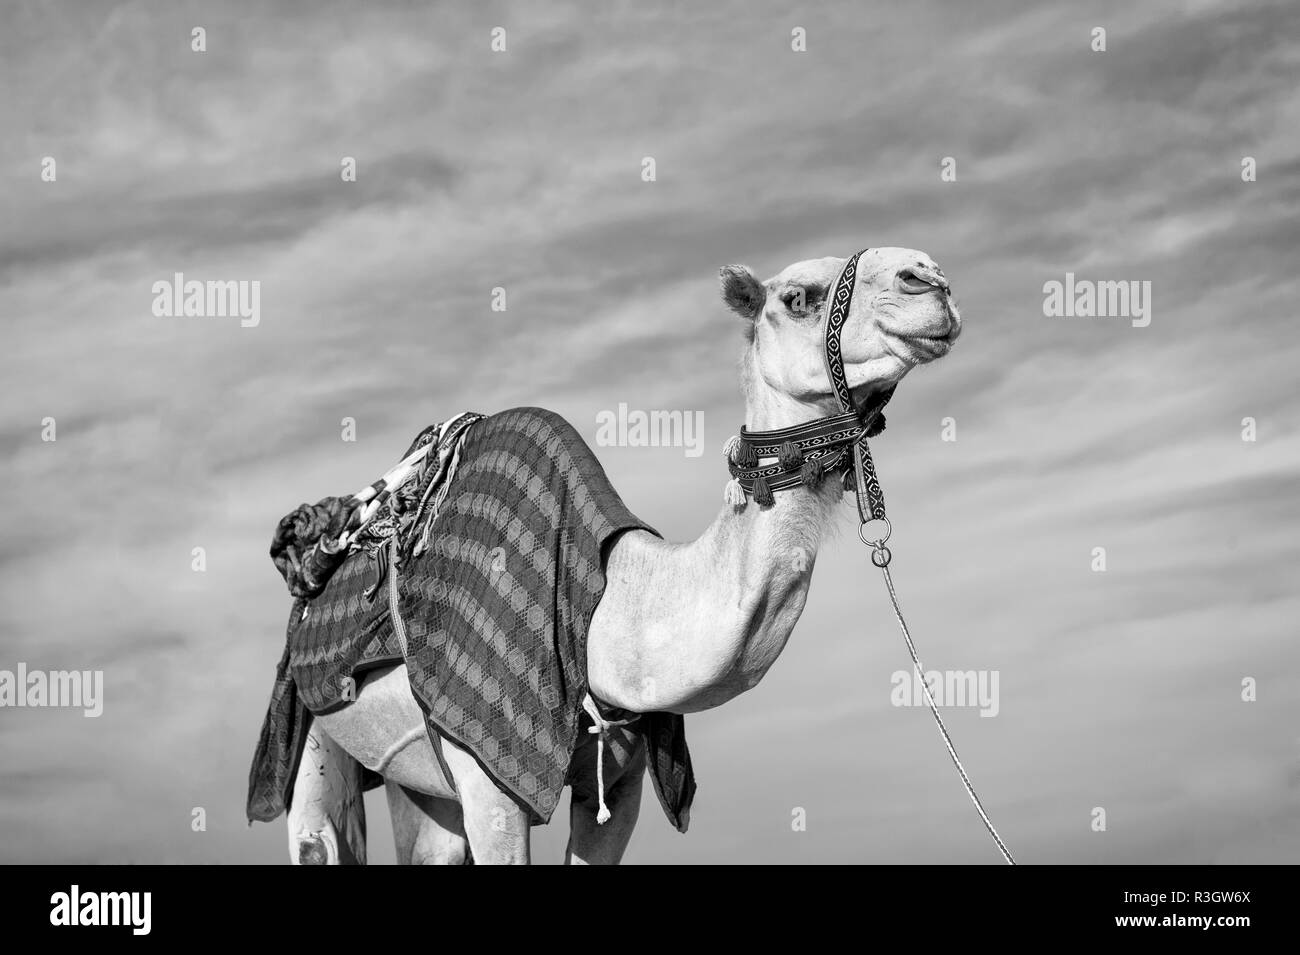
[{"left": 719, "top": 265, "right": 765, "bottom": 320}]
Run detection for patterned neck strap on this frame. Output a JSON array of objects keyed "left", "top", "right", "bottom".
[{"left": 723, "top": 249, "right": 891, "bottom": 534}]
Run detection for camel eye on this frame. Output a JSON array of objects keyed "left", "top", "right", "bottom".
[
  {"left": 780, "top": 286, "right": 825, "bottom": 316},
  {"left": 780, "top": 288, "right": 808, "bottom": 311}
]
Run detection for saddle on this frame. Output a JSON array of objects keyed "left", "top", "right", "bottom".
[
  {"left": 248, "top": 408, "right": 696, "bottom": 830},
  {"left": 268, "top": 414, "right": 480, "bottom": 603}
]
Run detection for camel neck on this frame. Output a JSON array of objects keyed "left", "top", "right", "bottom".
[
  {"left": 586, "top": 370, "right": 847, "bottom": 714},
  {"left": 663, "top": 476, "right": 840, "bottom": 710}
]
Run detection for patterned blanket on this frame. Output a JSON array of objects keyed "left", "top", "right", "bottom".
[{"left": 248, "top": 407, "right": 695, "bottom": 830}]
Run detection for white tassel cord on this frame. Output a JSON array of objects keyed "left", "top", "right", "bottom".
[{"left": 581, "top": 693, "right": 639, "bottom": 825}]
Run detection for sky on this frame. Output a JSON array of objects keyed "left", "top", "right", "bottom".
[{"left": 1, "top": 0, "right": 1298, "bottom": 864}]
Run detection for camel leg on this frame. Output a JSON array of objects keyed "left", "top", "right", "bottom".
[
  {"left": 438, "top": 739, "right": 531, "bottom": 864},
  {"left": 287, "top": 719, "right": 367, "bottom": 865},
  {"left": 564, "top": 726, "right": 645, "bottom": 865},
  {"left": 385, "top": 781, "right": 471, "bottom": 865}
]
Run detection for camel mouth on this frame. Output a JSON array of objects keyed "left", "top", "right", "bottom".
[
  {"left": 881, "top": 294, "right": 960, "bottom": 363},
  {"left": 905, "top": 329, "right": 954, "bottom": 350},
  {"left": 883, "top": 324, "right": 956, "bottom": 363}
]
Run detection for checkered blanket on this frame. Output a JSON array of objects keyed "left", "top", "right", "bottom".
[{"left": 248, "top": 407, "right": 695, "bottom": 830}]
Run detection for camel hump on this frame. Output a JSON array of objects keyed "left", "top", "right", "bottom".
[
  {"left": 485, "top": 406, "right": 584, "bottom": 443},
  {"left": 469, "top": 407, "right": 609, "bottom": 485}
]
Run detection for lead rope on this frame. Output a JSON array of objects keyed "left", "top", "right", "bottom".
[
  {"left": 818, "top": 251, "right": 1015, "bottom": 864},
  {"left": 852, "top": 441, "right": 1016, "bottom": 865},
  {"left": 876, "top": 555, "right": 1015, "bottom": 865}
]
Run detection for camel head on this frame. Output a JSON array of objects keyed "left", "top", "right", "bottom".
[{"left": 720, "top": 247, "right": 960, "bottom": 423}]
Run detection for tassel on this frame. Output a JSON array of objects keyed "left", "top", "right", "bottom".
[
  {"left": 722, "top": 434, "right": 743, "bottom": 463},
  {"left": 723, "top": 478, "right": 747, "bottom": 507},
  {"left": 800, "top": 456, "right": 825, "bottom": 488},
  {"left": 752, "top": 475, "right": 775, "bottom": 506},
  {"left": 865, "top": 412, "right": 887, "bottom": 438},
  {"left": 735, "top": 440, "right": 758, "bottom": 468},
  {"left": 777, "top": 441, "right": 803, "bottom": 470}
]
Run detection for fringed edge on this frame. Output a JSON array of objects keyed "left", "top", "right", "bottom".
[{"left": 723, "top": 478, "right": 747, "bottom": 507}]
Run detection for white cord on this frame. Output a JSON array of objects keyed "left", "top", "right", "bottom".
[{"left": 878, "top": 559, "right": 1016, "bottom": 865}]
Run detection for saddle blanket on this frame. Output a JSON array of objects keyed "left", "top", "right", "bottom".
[{"left": 247, "top": 407, "right": 695, "bottom": 830}]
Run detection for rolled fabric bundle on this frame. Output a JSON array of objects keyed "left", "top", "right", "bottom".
[
  {"left": 270, "top": 496, "right": 361, "bottom": 597},
  {"left": 298, "top": 535, "right": 350, "bottom": 597}
]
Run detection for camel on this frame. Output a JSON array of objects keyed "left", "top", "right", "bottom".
[{"left": 288, "top": 246, "right": 961, "bottom": 864}]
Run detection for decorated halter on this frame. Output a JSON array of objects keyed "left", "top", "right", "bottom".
[
  {"left": 725, "top": 253, "right": 1016, "bottom": 864},
  {"left": 723, "top": 248, "right": 892, "bottom": 541}
]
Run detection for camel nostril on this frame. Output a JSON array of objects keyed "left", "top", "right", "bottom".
[{"left": 896, "top": 269, "right": 937, "bottom": 294}]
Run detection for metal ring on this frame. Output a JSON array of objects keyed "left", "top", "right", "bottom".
[
  {"left": 858, "top": 516, "right": 892, "bottom": 547},
  {"left": 870, "top": 545, "right": 892, "bottom": 568}
]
